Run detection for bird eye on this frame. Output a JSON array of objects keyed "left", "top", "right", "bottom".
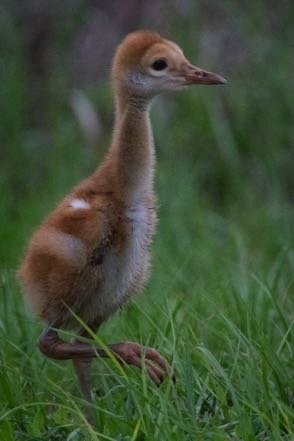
[{"left": 151, "top": 59, "right": 168, "bottom": 71}]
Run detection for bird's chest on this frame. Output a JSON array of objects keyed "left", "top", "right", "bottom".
[{"left": 87, "top": 201, "right": 156, "bottom": 319}]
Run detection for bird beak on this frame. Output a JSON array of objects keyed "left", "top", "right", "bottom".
[{"left": 183, "top": 63, "right": 227, "bottom": 85}]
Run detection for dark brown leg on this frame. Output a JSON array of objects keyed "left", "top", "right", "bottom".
[
  {"left": 39, "top": 327, "right": 171, "bottom": 386},
  {"left": 73, "top": 357, "right": 93, "bottom": 402},
  {"left": 72, "top": 321, "right": 101, "bottom": 404}
]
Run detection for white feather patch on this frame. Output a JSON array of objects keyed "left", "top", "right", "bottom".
[{"left": 70, "top": 198, "right": 91, "bottom": 210}]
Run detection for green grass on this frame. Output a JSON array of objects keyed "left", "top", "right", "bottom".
[
  {"left": 0, "top": 167, "right": 293, "bottom": 440},
  {"left": 0, "top": 1, "right": 293, "bottom": 439}
]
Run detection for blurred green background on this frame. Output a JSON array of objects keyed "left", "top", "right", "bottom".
[
  {"left": 1, "top": 0, "right": 293, "bottom": 268},
  {"left": 0, "top": 1, "right": 293, "bottom": 440}
]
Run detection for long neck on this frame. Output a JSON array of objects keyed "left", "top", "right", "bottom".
[{"left": 106, "top": 92, "right": 155, "bottom": 202}]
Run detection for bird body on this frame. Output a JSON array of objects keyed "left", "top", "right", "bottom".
[
  {"left": 20, "top": 194, "right": 156, "bottom": 329},
  {"left": 18, "top": 30, "right": 226, "bottom": 399},
  {"left": 19, "top": 106, "right": 156, "bottom": 329}
]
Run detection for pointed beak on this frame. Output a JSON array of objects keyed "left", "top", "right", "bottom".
[{"left": 183, "top": 63, "right": 227, "bottom": 86}]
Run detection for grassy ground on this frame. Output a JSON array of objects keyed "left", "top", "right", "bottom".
[
  {"left": 0, "top": 167, "right": 293, "bottom": 440},
  {"left": 0, "top": 2, "right": 293, "bottom": 440}
]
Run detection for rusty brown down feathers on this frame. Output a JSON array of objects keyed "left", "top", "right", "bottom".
[{"left": 18, "top": 31, "right": 226, "bottom": 331}]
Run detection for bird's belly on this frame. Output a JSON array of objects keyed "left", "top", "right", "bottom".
[{"left": 79, "top": 203, "right": 155, "bottom": 323}]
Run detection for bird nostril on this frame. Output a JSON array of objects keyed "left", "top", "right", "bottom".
[{"left": 194, "top": 71, "right": 203, "bottom": 78}]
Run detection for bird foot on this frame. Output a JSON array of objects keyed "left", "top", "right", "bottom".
[{"left": 110, "top": 341, "right": 174, "bottom": 386}]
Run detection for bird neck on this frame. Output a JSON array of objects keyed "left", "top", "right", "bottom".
[{"left": 107, "top": 92, "right": 154, "bottom": 203}]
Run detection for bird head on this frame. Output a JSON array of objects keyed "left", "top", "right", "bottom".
[{"left": 112, "top": 31, "right": 226, "bottom": 101}]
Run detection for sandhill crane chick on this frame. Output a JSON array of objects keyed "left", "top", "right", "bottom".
[{"left": 18, "top": 31, "right": 226, "bottom": 401}]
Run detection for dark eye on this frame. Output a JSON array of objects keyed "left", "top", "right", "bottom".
[{"left": 151, "top": 59, "right": 168, "bottom": 71}]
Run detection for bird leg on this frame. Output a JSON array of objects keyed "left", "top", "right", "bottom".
[
  {"left": 39, "top": 327, "right": 171, "bottom": 386},
  {"left": 73, "top": 357, "right": 93, "bottom": 402},
  {"left": 72, "top": 321, "right": 101, "bottom": 404}
]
